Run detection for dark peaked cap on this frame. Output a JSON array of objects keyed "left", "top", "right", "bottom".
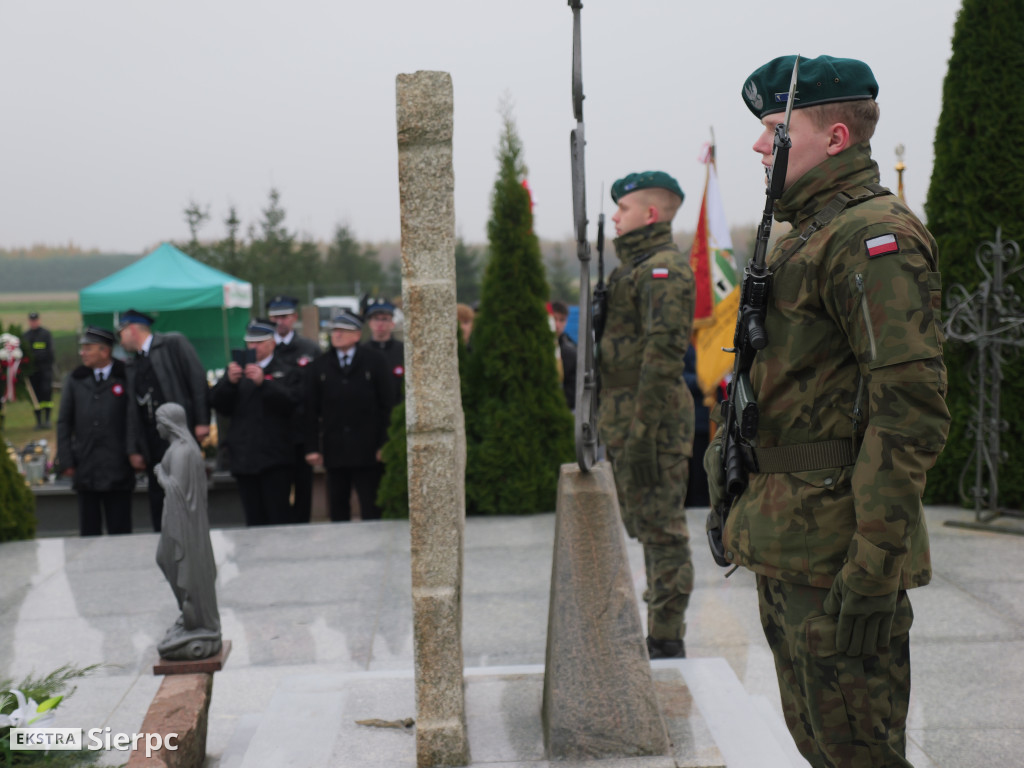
[
  {"left": 79, "top": 326, "right": 116, "bottom": 346},
  {"left": 117, "top": 309, "right": 155, "bottom": 330}
]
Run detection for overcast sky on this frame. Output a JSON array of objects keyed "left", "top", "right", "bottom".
[{"left": 1, "top": 1, "right": 962, "bottom": 255}]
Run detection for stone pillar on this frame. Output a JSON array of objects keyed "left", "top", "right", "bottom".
[
  {"left": 396, "top": 70, "right": 470, "bottom": 768},
  {"left": 542, "top": 462, "right": 671, "bottom": 759}
]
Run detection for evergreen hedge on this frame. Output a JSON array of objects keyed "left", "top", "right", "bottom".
[
  {"left": 924, "top": 0, "right": 1024, "bottom": 507},
  {"left": 463, "top": 112, "right": 574, "bottom": 515}
]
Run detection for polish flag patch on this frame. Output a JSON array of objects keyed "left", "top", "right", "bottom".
[
  {"left": 865, "top": 233, "right": 899, "bottom": 258},
  {"left": 652, "top": 267, "right": 670, "bottom": 279}
]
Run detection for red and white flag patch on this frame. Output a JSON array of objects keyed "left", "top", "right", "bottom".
[
  {"left": 865, "top": 233, "right": 899, "bottom": 258},
  {"left": 651, "top": 267, "right": 670, "bottom": 279}
]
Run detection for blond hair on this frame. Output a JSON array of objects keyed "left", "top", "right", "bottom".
[
  {"left": 636, "top": 188, "right": 683, "bottom": 223},
  {"left": 804, "top": 99, "right": 880, "bottom": 145}
]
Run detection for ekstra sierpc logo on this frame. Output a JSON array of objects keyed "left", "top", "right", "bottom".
[{"left": 9, "top": 727, "right": 178, "bottom": 758}]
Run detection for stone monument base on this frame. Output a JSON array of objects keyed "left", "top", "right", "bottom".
[
  {"left": 221, "top": 662, "right": 755, "bottom": 768},
  {"left": 542, "top": 462, "right": 670, "bottom": 759}
]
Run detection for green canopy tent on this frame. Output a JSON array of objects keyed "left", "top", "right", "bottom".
[{"left": 79, "top": 243, "right": 253, "bottom": 372}]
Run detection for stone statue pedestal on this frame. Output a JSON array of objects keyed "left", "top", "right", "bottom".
[
  {"left": 154, "top": 639, "right": 232, "bottom": 676},
  {"left": 127, "top": 643, "right": 232, "bottom": 768},
  {"left": 542, "top": 462, "right": 671, "bottom": 759}
]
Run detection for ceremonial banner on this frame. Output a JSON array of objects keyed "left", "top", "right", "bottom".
[{"left": 689, "top": 146, "right": 739, "bottom": 401}]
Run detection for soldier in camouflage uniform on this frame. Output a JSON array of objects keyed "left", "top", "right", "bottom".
[
  {"left": 706, "top": 56, "right": 951, "bottom": 767},
  {"left": 598, "top": 171, "right": 695, "bottom": 659}
]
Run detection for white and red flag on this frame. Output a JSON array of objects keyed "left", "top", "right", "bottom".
[{"left": 689, "top": 143, "right": 739, "bottom": 401}]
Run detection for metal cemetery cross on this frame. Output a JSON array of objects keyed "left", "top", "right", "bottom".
[{"left": 943, "top": 228, "right": 1024, "bottom": 531}]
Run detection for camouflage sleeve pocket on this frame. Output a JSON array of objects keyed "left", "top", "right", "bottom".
[
  {"left": 927, "top": 271, "right": 946, "bottom": 346},
  {"left": 846, "top": 254, "right": 942, "bottom": 370}
]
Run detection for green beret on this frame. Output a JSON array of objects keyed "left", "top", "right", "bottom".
[
  {"left": 610, "top": 171, "right": 684, "bottom": 204},
  {"left": 741, "top": 55, "right": 878, "bottom": 119}
]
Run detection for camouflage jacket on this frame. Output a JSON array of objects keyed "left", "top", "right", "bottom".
[
  {"left": 597, "top": 222, "right": 695, "bottom": 455},
  {"left": 723, "top": 143, "right": 951, "bottom": 594}
]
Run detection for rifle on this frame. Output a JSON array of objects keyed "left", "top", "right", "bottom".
[
  {"left": 593, "top": 194, "right": 607, "bottom": 346},
  {"left": 568, "top": 0, "right": 600, "bottom": 471},
  {"left": 707, "top": 56, "right": 800, "bottom": 568}
]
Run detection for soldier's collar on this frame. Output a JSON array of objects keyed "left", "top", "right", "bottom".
[
  {"left": 612, "top": 221, "right": 674, "bottom": 259},
  {"left": 774, "top": 143, "right": 877, "bottom": 225}
]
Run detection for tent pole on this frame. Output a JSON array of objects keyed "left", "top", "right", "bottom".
[{"left": 222, "top": 307, "right": 230, "bottom": 370}]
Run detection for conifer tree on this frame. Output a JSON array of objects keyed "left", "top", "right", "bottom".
[
  {"left": 455, "top": 238, "right": 483, "bottom": 305},
  {"left": 924, "top": 0, "right": 1024, "bottom": 506},
  {"left": 324, "top": 225, "right": 385, "bottom": 295},
  {"left": 0, "top": 444, "right": 36, "bottom": 542},
  {"left": 378, "top": 322, "right": 470, "bottom": 519},
  {"left": 377, "top": 399, "right": 408, "bottom": 519},
  {"left": 247, "top": 188, "right": 319, "bottom": 291},
  {"left": 463, "top": 110, "right": 574, "bottom": 515}
]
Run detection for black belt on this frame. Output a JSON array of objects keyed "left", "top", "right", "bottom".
[{"left": 601, "top": 369, "right": 640, "bottom": 388}]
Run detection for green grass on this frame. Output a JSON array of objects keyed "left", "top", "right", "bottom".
[
  {"left": 0, "top": 292, "right": 80, "bottom": 334},
  {"left": 1, "top": 395, "right": 58, "bottom": 459}
]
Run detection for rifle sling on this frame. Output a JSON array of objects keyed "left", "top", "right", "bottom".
[
  {"left": 770, "top": 183, "right": 889, "bottom": 274},
  {"left": 753, "top": 439, "right": 856, "bottom": 474}
]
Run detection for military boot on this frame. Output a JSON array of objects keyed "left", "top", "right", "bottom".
[
  {"left": 34, "top": 410, "right": 45, "bottom": 430},
  {"left": 647, "top": 636, "right": 685, "bottom": 659}
]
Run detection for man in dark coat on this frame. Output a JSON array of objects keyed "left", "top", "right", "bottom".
[
  {"left": 268, "top": 295, "right": 320, "bottom": 523},
  {"left": 211, "top": 319, "right": 302, "bottom": 526},
  {"left": 363, "top": 297, "right": 405, "bottom": 400},
  {"left": 305, "top": 311, "right": 396, "bottom": 522},
  {"left": 118, "top": 309, "right": 210, "bottom": 532},
  {"left": 23, "top": 311, "right": 55, "bottom": 429},
  {"left": 57, "top": 326, "right": 135, "bottom": 536}
]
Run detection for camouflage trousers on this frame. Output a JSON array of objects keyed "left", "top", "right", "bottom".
[
  {"left": 606, "top": 449, "right": 694, "bottom": 641},
  {"left": 757, "top": 575, "right": 915, "bottom": 768}
]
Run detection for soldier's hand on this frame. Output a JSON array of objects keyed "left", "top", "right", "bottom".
[
  {"left": 823, "top": 570, "right": 898, "bottom": 656},
  {"left": 624, "top": 432, "right": 659, "bottom": 486},
  {"left": 227, "top": 362, "right": 244, "bottom": 384},
  {"left": 129, "top": 453, "right": 146, "bottom": 471}
]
